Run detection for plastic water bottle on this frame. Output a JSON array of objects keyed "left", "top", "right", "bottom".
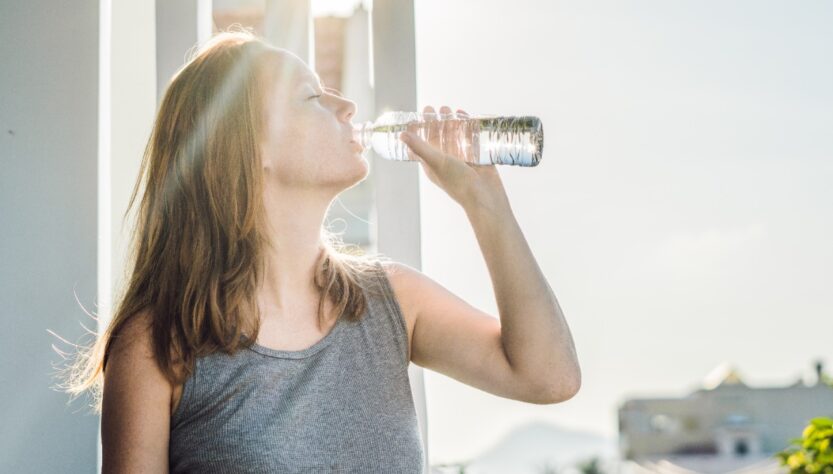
[{"left": 352, "top": 111, "right": 544, "bottom": 166}]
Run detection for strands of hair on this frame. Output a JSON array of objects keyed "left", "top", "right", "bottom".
[{"left": 49, "top": 26, "right": 388, "bottom": 414}]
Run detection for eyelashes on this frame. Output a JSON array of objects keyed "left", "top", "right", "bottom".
[{"left": 308, "top": 86, "right": 343, "bottom": 101}]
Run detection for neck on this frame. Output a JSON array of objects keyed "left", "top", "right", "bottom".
[{"left": 256, "top": 185, "right": 334, "bottom": 324}]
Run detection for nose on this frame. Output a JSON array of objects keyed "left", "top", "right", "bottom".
[{"left": 338, "top": 97, "right": 357, "bottom": 124}]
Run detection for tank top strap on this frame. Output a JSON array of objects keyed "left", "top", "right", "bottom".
[{"left": 368, "top": 259, "right": 411, "bottom": 368}]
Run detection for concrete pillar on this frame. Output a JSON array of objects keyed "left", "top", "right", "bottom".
[
  {"left": 156, "top": 0, "right": 214, "bottom": 105},
  {"left": 0, "top": 0, "right": 101, "bottom": 471},
  {"left": 108, "top": 0, "right": 157, "bottom": 323},
  {"left": 369, "top": 1, "right": 430, "bottom": 470}
]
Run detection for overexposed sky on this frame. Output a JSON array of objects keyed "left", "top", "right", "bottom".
[
  {"left": 411, "top": 0, "right": 833, "bottom": 464},
  {"left": 312, "top": 0, "right": 371, "bottom": 17}
]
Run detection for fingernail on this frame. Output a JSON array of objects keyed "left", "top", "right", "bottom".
[{"left": 400, "top": 132, "right": 411, "bottom": 142}]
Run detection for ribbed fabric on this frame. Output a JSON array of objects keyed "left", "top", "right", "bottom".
[{"left": 169, "top": 260, "right": 425, "bottom": 473}]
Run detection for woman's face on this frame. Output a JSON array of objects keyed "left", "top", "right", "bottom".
[{"left": 259, "top": 51, "right": 367, "bottom": 192}]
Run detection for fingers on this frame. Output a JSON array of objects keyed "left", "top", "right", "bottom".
[
  {"left": 416, "top": 104, "right": 470, "bottom": 159},
  {"left": 423, "top": 105, "right": 438, "bottom": 123},
  {"left": 422, "top": 105, "right": 468, "bottom": 120},
  {"left": 422, "top": 105, "right": 441, "bottom": 151},
  {"left": 401, "top": 128, "right": 443, "bottom": 167},
  {"left": 423, "top": 105, "right": 467, "bottom": 116},
  {"left": 438, "top": 105, "right": 460, "bottom": 157}
]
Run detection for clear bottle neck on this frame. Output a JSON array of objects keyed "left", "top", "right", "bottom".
[
  {"left": 351, "top": 111, "right": 458, "bottom": 149},
  {"left": 352, "top": 121, "right": 374, "bottom": 149}
]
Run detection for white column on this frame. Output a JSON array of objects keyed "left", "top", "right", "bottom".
[
  {"left": 109, "top": 0, "right": 159, "bottom": 331},
  {"left": 263, "top": 0, "right": 313, "bottom": 64},
  {"left": 155, "top": 0, "right": 214, "bottom": 105},
  {"left": 369, "top": 1, "right": 430, "bottom": 471}
]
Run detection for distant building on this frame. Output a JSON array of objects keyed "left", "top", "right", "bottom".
[{"left": 617, "top": 360, "right": 833, "bottom": 474}]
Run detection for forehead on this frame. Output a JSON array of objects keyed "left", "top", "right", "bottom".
[
  {"left": 296, "top": 71, "right": 322, "bottom": 86},
  {"left": 272, "top": 53, "right": 320, "bottom": 85},
  {"left": 262, "top": 53, "right": 322, "bottom": 107}
]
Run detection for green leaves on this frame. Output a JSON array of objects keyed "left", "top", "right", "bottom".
[{"left": 776, "top": 416, "right": 833, "bottom": 473}]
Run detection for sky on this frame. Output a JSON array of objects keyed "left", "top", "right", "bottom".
[
  {"left": 406, "top": 0, "right": 833, "bottom": 465},
  {"left": 311, "top": 0, "right": 372, "bottom": 17}
]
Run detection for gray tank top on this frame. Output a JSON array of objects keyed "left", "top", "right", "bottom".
[{"left": 169, "top": 261, "right": 425, "bottom": 473}]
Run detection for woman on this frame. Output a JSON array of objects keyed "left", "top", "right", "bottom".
[{"left": 58, "top": 29, "right": 580, "bottom": 473}]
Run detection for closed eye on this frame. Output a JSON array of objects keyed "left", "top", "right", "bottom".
[{"left": 309, "top": 87, "right": 343, "bottom": 101}]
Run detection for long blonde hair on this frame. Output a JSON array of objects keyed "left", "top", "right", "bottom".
[{"left": 53, "top": 27, "right": 388, "bottom": 414}]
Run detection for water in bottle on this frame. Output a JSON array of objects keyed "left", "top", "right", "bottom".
[{"left": 352, "top": 111, "right": 544, "bottom": 167}]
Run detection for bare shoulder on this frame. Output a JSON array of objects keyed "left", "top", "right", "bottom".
[
  {"left": 101, "top": 310, "right": 173, "bottom": 471},
  {"left": 106, "top": 310, "right": 175, "bottom": 382},
  {"left": 377, "top": 261, "right": 551, "bottom": 403},
  {"left": 378, "top": 261, "right": 423, "bottom": 360},
  {"left": 106, "top": 311, "right": 186, "bottom": 412},
  {"left": 107, "top": 310, "right": 155, "bottom": 361},
  {"left": 378, "top": 260, "right": 422, "bottom": 322}
]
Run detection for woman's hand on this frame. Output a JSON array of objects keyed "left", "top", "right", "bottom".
[{"left": 400, "top": 105, "right": 509, "bottom": 211}]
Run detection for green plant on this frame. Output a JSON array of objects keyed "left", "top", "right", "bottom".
[
  {"left": 576, "top": 456, "right": 605, "bottom": 474},
  {"left": 775, "top": 416, "right": 833, "bottom": 473}
]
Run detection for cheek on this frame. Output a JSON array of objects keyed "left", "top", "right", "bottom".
[
  {"left": 299, "top": 111, "right": 339, "bottom": 145},
  {"left": 261, "top": 107, "right": 353, "bottom": 180},
  {"left": 264, "top": 118, "right": 310, "bottom": 160},
  {"left": 281, "top": 111, "right": 332, "bottom": 147},
  {"left": 261, "top": 129, "right": 328, "bottom": 184}
]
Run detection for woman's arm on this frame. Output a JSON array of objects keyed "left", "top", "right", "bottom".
[
  {"left": 101, "top": 311, "right": 171, "bottom": 473},
  {"left": 464, "top": 188, "right": 581, "bottom": 401},
  {"left": 398, "top": 105, "right": 581, "bottom": 402}
]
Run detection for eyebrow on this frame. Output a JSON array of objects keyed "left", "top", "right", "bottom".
[
  {"left": 298, "top": 72, "right": 323, "bottom": 86},
  {"left": 299, "top": 73, "right": 343, "bottom": 97}
]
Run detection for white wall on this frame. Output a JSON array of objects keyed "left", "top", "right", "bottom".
[
  {"left": 1, "top": 1, "right": 101, "bottom": 471},
  {"left": 109, "top": 0, "right": 157, "bottom": 309}
]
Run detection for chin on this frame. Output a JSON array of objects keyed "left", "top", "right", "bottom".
[
  {"left": 351, "top": 158, "right": 370, "bottom": 181},
  {"left": 329, "top": 157, "right": 369, "bottom": 189}
]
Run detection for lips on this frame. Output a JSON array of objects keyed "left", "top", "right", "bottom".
[{"left": 349, "top": 140, "right": 364, "bottom": 152}]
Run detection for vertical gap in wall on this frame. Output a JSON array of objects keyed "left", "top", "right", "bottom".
[
  {"left": 308, "top": 2, "right": 316, "bottom": 71},
  {"left": 367, "top": 1, "right": 374, "bottom": 90},
  {"left": 97, "top": 0, "right": 112, "bottom": 350},
  {"left": 96, "top": 0, "right": 113, "bottom": 470},
  {"left": 366, "top": 0, "right": 376, "bottom": 256},
  {"left": 197, "top": 0, "right": 213, "bottom": 46}
]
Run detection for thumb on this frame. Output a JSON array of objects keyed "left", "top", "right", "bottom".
[{"left": 400, "top": 131, "right": 443, "bottom": 167}]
